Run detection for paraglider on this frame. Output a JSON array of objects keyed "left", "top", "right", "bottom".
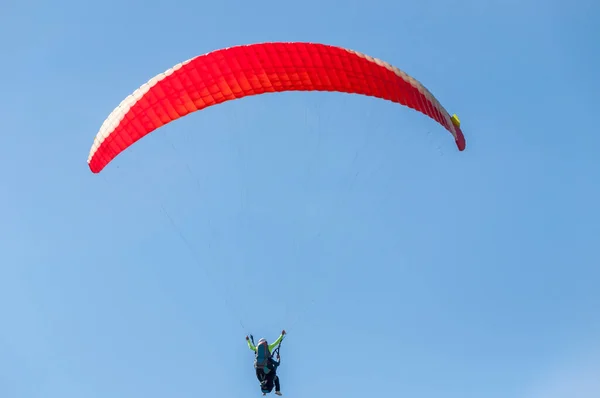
[
  {"left": 247, "top": 330, "right": 286, "bottom": 395},
  {"left": 86, "top": 41, "right": 467, "bottom": 395},
  {"left": 86, "top": 41, "right": 466, "bottom": 173}
]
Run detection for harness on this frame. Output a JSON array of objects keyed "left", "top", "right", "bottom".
[{"left": 250, "top": 334, "right": 284, "bottom": 371}]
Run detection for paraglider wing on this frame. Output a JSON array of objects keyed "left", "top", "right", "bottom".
[{"left": 87, "top": 42, "right": 465, "bottom": 173}]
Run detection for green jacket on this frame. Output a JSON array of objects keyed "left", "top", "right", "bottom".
[{"left": 247, "top": 333, "right": 285, "bottom": 353}]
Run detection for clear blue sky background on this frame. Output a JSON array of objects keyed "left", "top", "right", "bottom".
[{"left": 1, "top": 0, "right": 599, "bottom": 397}]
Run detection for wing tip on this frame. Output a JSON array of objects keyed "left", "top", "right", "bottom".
[
  {"left": 456, "top": 134, "right": 466, "bottom": 151},
  {"left": 450, "top": 114, "right": 466, "bottom": 151},
  {"left": 88, "top": 159, "right": 103, "bottom": 174}
]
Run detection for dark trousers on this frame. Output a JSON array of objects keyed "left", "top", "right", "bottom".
[{"left": 256, "top": 369, "right": 281, "bottom": 392}]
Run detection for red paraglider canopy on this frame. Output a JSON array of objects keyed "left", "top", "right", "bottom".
[{"left": 88, "top": 42, "right": 465, "bottom": 173}]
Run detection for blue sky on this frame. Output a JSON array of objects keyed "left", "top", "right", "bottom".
[{"left": 1, "top": 0, "right": 599, "bottom": 397}]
